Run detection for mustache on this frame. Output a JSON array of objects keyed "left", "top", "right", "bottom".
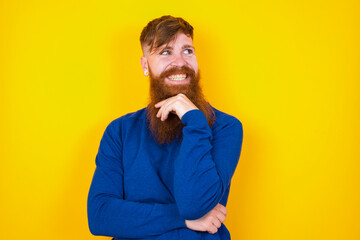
[{"left": 159, "top": 65, "right": 196, "bottom": 80}]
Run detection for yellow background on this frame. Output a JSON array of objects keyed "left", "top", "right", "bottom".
[{"left": 1, "top": 0, "right": 359, "bottom": 239}]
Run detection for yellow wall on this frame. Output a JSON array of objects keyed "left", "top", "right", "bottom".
[{"left": 1, "top": 0, "right": 359, "bottom": 239}]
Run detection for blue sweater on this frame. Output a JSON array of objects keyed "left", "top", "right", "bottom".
[{"left": 88, "top": 107, "right": 243, "bottom": 239}]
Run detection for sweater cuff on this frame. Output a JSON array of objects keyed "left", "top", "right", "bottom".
[
  {"left": 153, "top": 203, "right": 187, "bottom": 229},
  {"left": 181, "top": 109, "right": 209, "bottom": 128}
]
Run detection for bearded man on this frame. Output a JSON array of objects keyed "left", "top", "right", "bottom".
[{"left": 87, "top": 15, "right": 243, "bottom": 240}]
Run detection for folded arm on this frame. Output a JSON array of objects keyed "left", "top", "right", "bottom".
[{"left": 87, "top": 120, "right": 186, "bottom": 238}]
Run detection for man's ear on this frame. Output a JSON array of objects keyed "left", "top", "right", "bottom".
[{"left": 140, "top": 56, "right": 149, "bottom": 76}]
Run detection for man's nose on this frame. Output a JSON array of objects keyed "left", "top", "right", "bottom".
[{"left": 171, "top": 53, "right": 186, "bottom": 67}]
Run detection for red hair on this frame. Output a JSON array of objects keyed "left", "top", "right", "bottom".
[{"left": 140, "top": 15, "right": 194, "bottom": 54}]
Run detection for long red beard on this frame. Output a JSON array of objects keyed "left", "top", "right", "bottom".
[{"left": 146, "top": 66, "right": 215, "bottom": 144}]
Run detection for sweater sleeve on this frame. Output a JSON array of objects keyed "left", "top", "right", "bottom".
[
  {"left": 87, "top": 120, "right": 186, "bottom": 238},
  {"left": 174, "top": 109, "right": 243, "bottom": 220}
]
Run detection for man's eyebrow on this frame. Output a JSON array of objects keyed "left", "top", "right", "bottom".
[
  {"left": 152, "top": 45, "right": 172, "bottom": 55},
  {"left": 182, "top": 44, "right": 195, "bottom": 50},
  {"left": 160, "top": 46, "right": 173, "bottom": 51}
]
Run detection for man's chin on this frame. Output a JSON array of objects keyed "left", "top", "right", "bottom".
[{"left": 163, "top": 83, "right": 191, "bottom": 97}]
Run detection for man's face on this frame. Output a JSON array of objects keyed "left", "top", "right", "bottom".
[
  {"left": 143, "top": 31, "right": 215, "bottom": 144},
  {"left": 142, "top": 32, "right": 198, "bottom": 87}
]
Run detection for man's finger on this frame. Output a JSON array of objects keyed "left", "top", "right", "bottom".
[
  {"left": 156, "top": 99, "right": 171, "bottom": 118},
  {"left": 161, "top": 104, "right": 176, "bottom": 121},
  {"left": 216, "top": 204, "right": 227, "bottom": 216},
  {"left": 158, "top": 99, "right": 175, "bottom": 121},
  {"left": 216, "top": 212, "right": 226, "bottom": 223},
  {"left": 159, "top": 98, "right": 180, "bottom": 121},
  {"left": 213, "top": 219, "right": 221, "bottom": 228},
  {"left": 208, "top": 225, "right": 218, "bottom": 234},
  {"left": 154, "top": 94, "right": 178, "bottom": 108},
  {"left": 154, "top": 99, "right": 167, "bottom": 108},
  {"left": 156, "top": 99, "right": 173, "bottom": 119}
]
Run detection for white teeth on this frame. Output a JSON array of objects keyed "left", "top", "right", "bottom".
[{"left": 168, "top": 74, "right": 186, "bottom": 81}]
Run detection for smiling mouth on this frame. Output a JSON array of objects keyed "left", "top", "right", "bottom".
[{"left": 167, "top": 74, "right": 187, "bottom": 81}]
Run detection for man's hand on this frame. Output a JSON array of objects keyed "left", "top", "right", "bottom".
[
  {"left": 184, "top": 204, "right": 227, "bottom": 234},
  {"left": 155, "top": 93, "right": 198, "bottom": 121}
]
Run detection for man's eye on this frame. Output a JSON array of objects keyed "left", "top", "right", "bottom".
[
  {"left": 161, "top": 50, "right": 170, "bottom": 55},
  {"left": 184, "top": 49, "right": 194, "bottom": 54}
]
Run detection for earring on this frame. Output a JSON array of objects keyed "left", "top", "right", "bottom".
[{"left": 144, "top": 70, "right": 149, "bottom": 76}]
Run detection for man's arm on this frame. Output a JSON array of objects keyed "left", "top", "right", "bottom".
[
  {"left": 155, "top": 94, "right": 243, "bottom": 220},
  {"left": 87, "top": 120, "right": 186, "bottom": 238}
]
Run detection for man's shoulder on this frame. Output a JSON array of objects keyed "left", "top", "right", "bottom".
[
  {"left": 210, "top": 106, "right": 243, "bottom": 139},
  {"left": 112, "top": 107, "right": 147, "bottom": 122},
  {"left": 120, "top": 107, "right": 147, "bottom": 122},
  {"left": 106, "top": 107, "right": 147, "bottom": 131},
  {"left": 212, "top": 107, "right": 242, "bottom": 128}
]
